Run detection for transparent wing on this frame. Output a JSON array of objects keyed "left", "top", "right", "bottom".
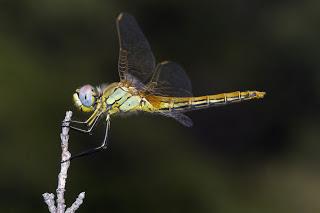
[
  {"left": 147, "top": 61, "right": 193, "bottom": 97},
  {"left": 159, "top": 112, "right": 193, "bottom": 127},
  {"left": 117, "top": 13, "right": 156, "bottom": 84},
  {"left": 147, "top": 61, "right": 194, "bottom": 127}
]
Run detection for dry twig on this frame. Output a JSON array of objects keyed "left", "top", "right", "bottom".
[{"left": 43, "top": 111, "right": 85, "bottom": 213}]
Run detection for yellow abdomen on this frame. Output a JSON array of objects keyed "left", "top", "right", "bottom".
[{"left": 144, "top": 91, "right": 265, "bottom": 112}]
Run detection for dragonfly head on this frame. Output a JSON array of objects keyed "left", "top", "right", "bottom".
[{"left": 73, "top": 84, "right": 99, "bottom": 112}]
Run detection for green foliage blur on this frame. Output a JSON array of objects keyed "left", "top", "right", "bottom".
[{"left": 0, "top": 0, "right": 319, "bottom": 212}]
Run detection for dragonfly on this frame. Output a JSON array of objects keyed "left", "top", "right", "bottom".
[{"left": 63, "top": 12, "right": 265, "bottom": 162}]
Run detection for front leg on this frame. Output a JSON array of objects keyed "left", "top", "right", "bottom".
[
  {"left": 63, "top": 111, "right": 102, "bottom": 134},
  {"left": 62, "top": 109, "right": 100, "bottom": 125}
]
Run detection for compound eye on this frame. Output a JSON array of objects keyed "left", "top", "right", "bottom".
[{"left": 78, "top": 85, "right": 96, "bottom": 107}]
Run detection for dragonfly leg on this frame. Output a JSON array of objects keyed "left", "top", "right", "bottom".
[
  {"left": 61, "top": 115, "right": 110, "bottom": 163},
  {"left": 61, "top": 109, "right": 100, "bottom": 127},
  {"left": 67, "top": 119, "right": 87, "bottom": 124},
  {"left": 67, "top": 112, "right": 102, "bottom": 134}
]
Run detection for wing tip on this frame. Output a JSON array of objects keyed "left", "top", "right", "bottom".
[
  {"left": 185, "top": 122, "right": 194, "bottom": 128},
  {"left": 117, "top": 12, "right": 134, "bottom": 22},
  {"left": 159, "top": 60, "right": 171, "bottom": 65},
  {"left": 117, "top": 12, "right": 124, "bottom": 22}
]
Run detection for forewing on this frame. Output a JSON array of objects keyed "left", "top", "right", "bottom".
[
  {"left": 117, "top": 13, "right": 156, "bottom": 84},
  {"left": 147, "top": 61, "right": 193, "bottom": 97}
]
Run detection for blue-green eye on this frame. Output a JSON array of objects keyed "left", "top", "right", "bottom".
[{"left": 79, "top": 85, "right": 96, "bottom": 107}]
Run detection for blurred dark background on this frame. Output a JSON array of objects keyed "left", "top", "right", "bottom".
[{"left": 0, "top": 0, "right": 319, "bottom": 212}]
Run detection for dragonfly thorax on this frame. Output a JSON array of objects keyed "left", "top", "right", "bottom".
[{"left": 73, "top": 84, "right": 101, "bottom": 112}]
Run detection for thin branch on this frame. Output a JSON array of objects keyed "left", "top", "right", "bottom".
[
  {"left": 56, "top": 111, "right": 72, "bottom": 213},
  {"left": 43, "top": 111, "right": 85, "bottom": 213},
  {"left": 42, "top": 193, "right": 56, "bottom": 213},
  {"left": 65, "top": 192, "right": 86, "bottom": 213}
]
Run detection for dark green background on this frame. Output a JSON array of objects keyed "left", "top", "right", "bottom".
[{"left": 1, "top": 0, "right": 319, "bottom": 212}]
